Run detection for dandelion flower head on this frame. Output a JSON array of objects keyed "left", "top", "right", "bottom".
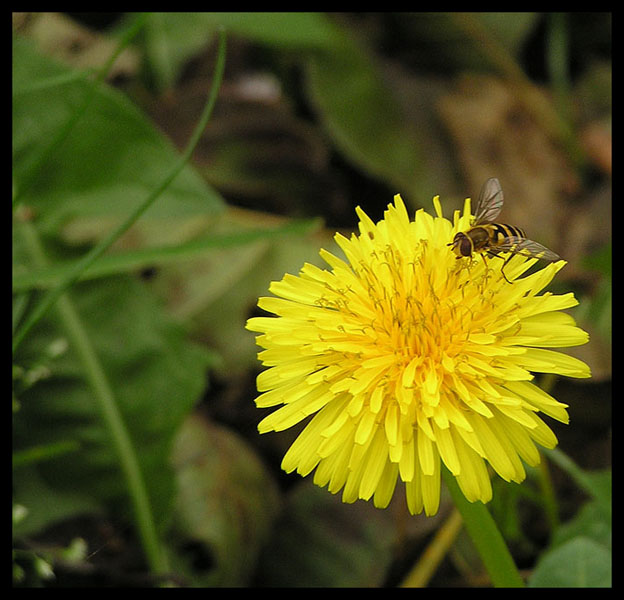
[{"left": 246, "top": 192, "right": 590, "bottom": 515}]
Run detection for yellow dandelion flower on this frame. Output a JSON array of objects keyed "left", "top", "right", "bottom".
[{"left": 246, "top": 192, "right": 590, "bottom": 516}]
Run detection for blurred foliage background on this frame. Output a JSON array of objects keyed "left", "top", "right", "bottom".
[{"left": 12, "top": 12, "right": 611, "bottom": 587}]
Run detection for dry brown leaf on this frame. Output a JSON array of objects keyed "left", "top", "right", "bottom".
[{"left": 438, "top": 74, "right": 579, "bottom": 253}]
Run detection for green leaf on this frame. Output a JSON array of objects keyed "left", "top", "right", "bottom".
[
  {"left": 528, "top": 469, "right": 611, "bottom": 588},
  {"left": 545, "top": 451, "right": 612, "bottom": 520},
  {"left": 394, "top": 13, "right": 539, "bottom": 73},
  {"left": 12, "top": 275, "right": 212, "bottom": 531},
  {"left": 305, "top": 40, "right": 430, "bottom": 203},
  {"left": 529, "top": 536, "right": 611, "bottom": 587},
  {"left": 154, "top": 214, "right": 329, "bottom": 375},
  {"left": 12, "top": 466, "right": 102, "bottom": 538},
  {"left": 136, "top": 11, "right": 345, "bottom": 92},
  {"left": 12, "top": 440, "right": 81, "bottom": 469},
  {"left": 551, "top": 501, "right": 612, "bottom": 551},
  {"left": 189, "top": 12, "right": 344, "bottom": 50},
  {"left": 170, "top": 415, "right": 280, "bottom": 586},
  {"left": 13, "top": 217, "right": 322, "bottom": 292},
  {"left": 303, "top": 13, "right": 538, "bottom": 204},
  {"left": 140, "top": 13, "right": 219, "bottom": 91},
  {"left": 187, "top": 13, "right": 435, "bottom": 204},
  {"left": 12, "top": 35, "right": 224, "bottom": 234}
]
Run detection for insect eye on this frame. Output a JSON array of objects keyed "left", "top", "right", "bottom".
[{"left": 461, "top": 238, "right": 472, "bottom": 256}]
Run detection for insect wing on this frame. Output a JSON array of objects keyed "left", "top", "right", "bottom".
[
  {"left": 496, "top": 236, "right": 561, "bottom": 262},
  {"left": 474, "top": 178, "right": 504, "bottom": 224}
]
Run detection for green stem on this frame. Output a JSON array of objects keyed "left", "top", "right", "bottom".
[
  {"left": 13, "top": 217, "right": 321, "bottom": 293},
  {"left": 18, "top": 219, "right": 166, "bottom": 574},
  {"left": 547, "top": 13, "right": 572, "bottom": 126},
  {"left": 13, "top": 28, "right": 227, "bottom": 354},
  {"left": 537, "top": 454, "right": 560, "bottom": 532},
  {"left": 442, "top": 467, "right": 524, "bottom": 587},
  {"left": 13, "top": 25, "right": 228, "bottom": 576}
]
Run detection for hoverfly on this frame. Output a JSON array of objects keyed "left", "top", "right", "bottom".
[{"left": 448, "top": 178, "right": 560, "bottom": 283}]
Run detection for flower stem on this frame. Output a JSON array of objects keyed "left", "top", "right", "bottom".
[{"left": 442, "top": 467, "right": 524, "bottom": 587}]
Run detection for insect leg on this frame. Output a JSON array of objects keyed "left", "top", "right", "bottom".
[
  {"left": 479, "top": 252, "right": 497, "bottom": 286},
  {"left": 483, "top": 250, "right": 513, "bottom": 283},
  {"left": 500, "top": 254, "right": 514, "bottom": 283}
]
